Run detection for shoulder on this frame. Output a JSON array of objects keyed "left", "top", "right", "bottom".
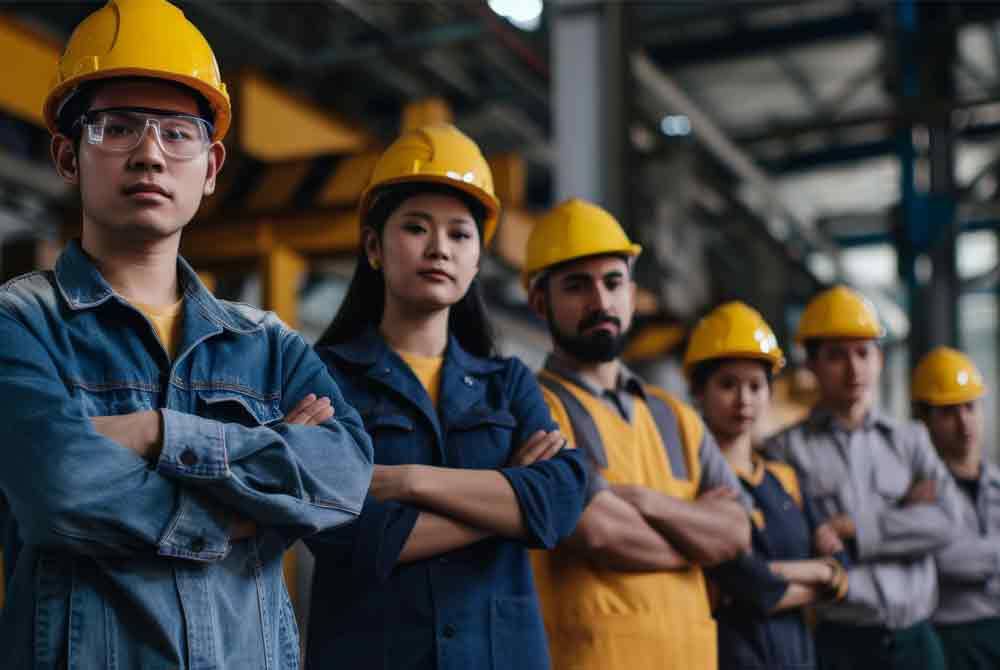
[
  {"left": 643, "top": 384, "right": 704, "bottom": 441},
  {"left": 764, "top": 418, "right": 809, "bottom": 451},
  {"left": 763, "top": 460, "right": 802, "bottom": 504},
  {"left": 0, "top": 271, "right": 59, "bottom": 319},
  {"left": 214, "top": 299, "right": 283, "bottom": 332}
]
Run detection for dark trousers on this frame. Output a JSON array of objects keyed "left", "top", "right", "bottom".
[
  {"left": 815, "top": 620, "right": 946, "bottom": 670},
  {"left": 936, "top": 617, "right": 1000, "bottom": 670}
]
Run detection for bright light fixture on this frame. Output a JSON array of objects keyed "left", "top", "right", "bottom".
[
  {"left": 488, "top": 0, "right": 543, "bottom": 31},
  {"left": 660, "top": 115, "right": 691, "bottom": 136}
]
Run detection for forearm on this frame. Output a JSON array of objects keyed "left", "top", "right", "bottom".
[
  {"left": 398, "top": 511, "right": 493, "bottom": 563},
  {"left": 856, "top": 502, "right": 958, "bottom": 560},
  {"left": 641, "top": 494, "right": 750, "bottom": 565},
  {"left": 406, "top": 466, "right": 527, "bottom": 539},
  {"left": 937, "top": 536, "right": 1000, "bottom": 583},
  {"left": 769, "top": 583, "right": 821, "bottom": 613},
  {"left": 769, "top": 559, "right": 834, "bottom": 586},
  {"left": 567, "top": 491, "right": 688, "bottom": 572}
]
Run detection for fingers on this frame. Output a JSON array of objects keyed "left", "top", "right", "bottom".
[
  {"left": 700, "top": 486, "right": 739, "bottom": 501},
  {"left": 511, "top": 430, "right": 567, "bottom": 466},
  {"left": 286, "top": 394, "right": 335, "bottom": 425}
]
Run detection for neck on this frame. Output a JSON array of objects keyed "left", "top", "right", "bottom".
[
  {"left": 946, "top": 450, "right": 982, "bottom": 480},
  {"left": 551, "top": 348, "right": 620, "bottom": 390},
  {"left": 81, "top": 226, "right": 181, "bottom": 306},
  {"left": 379, "top": 298, "right": 450, "bottom": 357},
  {"left": 821, "top": 397, "right": 871, "bottom": 431},
  {"left": 717, "top": 432, "right": 755, "bottom": 475}
]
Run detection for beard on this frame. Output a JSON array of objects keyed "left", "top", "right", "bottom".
[{"left": 547, "top": 305, "right": 628, "bottom": 363}]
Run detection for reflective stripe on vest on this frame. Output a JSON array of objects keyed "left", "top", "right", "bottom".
[{"left": 537, "top": 374, "right": 690, "bottom": 481}]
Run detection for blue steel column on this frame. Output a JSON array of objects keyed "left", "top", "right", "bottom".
[{"left": 894, "top": 0, "right": 960, "bottom": 366}]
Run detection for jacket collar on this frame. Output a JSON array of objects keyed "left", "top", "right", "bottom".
[
  {"left": 54, "top": 239, "right": 262, "bottom": 334},
  {"left": 806, "top": 404, "right": 895, "bottom": 434},
  {"left": 543, "top": 354, "right": 646, "bottom": 400},
  {"left": 327, "top": 323, "right": 504, "bottom": 376}
]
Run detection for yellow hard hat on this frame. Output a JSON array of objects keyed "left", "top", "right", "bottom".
[
  {"left": 44, "top": 0, "right": 231, "bottom": 141},
  {"left": 522, "top": 198, "right": 642, "bottom": 290},
  {"left": 684, "top": 301, "right": 785, "bottom": 377},
  {"left": 360, "top": 124, "right": 501, "bottom": 245},
  {"left": 912, "top": 346, "right": 986, "bottom": 406},
  {"left": 795, "top": 285, "right": 884, "bottom": 343}
]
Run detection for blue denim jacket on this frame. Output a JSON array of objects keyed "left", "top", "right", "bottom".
[
  {"left": 0, "top": 241, "right": 373, "bottom": 669},
  {"left": 307, "top": 330, "right": 588, "bottom": 670}
]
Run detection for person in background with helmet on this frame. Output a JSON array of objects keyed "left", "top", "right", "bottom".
[
  {"left": 525, "top": 198, "right": 750, "bottom": 670},
  {"left": 912, "top": 347, "right": 1000, "bottom": 670},
  {"left": 685, "top": 301, "right": 849, "bottom": 670},
  {"left": 765, "top": 286, "right": 961, "bottom": 670},
  {"left": 307, "top": 124, "right": 587, "bottom": 670},
  {"left": 0, "top": 1, "right": 374, "bottom": 667}
]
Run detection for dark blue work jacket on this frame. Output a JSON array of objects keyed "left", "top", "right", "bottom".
[
  {"left": 709, "top": 459, "right": 849, "bottom": 670},
  {"left": 307, "top": 329, "right": 588, "bottom": 670}
]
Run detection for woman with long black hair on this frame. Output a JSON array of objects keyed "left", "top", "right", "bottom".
[{"left": 305, "top": 124, "right": 587, "bottom": 670}]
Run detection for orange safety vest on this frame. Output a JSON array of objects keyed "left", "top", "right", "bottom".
[{"left": 532, "top": 371, "right": 716, "bottom": 670}]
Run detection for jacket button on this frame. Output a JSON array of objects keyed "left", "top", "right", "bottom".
[
  {"left": 190, "top": 536, "right": 206, "bottom": 553},
  {"left": 180, "top": 449, "right": 198, "bottom": 466},
  {"left": 442, "top": 624, "right": 456, "bottom": 638},
  {"left": 463, "top": 375, "right": 474, "bottom": 386}
]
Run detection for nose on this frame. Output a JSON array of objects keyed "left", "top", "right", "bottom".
[
  {"left": 127, "top": 121, "right": 166, "bottom": 172},
  {"left": 425, "top": 225, "right": 451, "bottom": 260}
]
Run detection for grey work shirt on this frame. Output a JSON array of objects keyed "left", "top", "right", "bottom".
[
  {"left": 934, "top": 460, "right": 1000, "bottom": 625},
  {"left": 765, "top": 407, "right": 962, "bottom": 630},
  {"left": 543, "top": 355, "right": 750, "bottom": 508}
]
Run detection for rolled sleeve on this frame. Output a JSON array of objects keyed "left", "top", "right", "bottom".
[
  {"left": 708, "top": 553, "right": 789, "bottom": 614},
  {"left": 308, "top": 496, "right": 421, "bottom": 584},
  {"left": 500, "top": 448, "right": 588, "bottom": 549}
]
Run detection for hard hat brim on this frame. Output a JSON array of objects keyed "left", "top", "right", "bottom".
[
  {"left": 359, "top": 173, "right": 502, "bottom": 245},
  {"left": 521, "top": 244, "right": 643, "bottom": 291},
  {"left": 44, "top": 67, "right": 232, "bottom": 142}
]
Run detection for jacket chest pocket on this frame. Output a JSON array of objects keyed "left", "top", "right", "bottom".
[
  {"left": 448, "top": 409, "right": 517, "bottom": 469},
  {"left": 69, "top": 380, "right": 160, "bottom": 417},
  {"left": 197, "top": 390, "right": 283, "bottom": 427},
  {"left": 363, "top": 411, "right": 423, "bottom": 465}
]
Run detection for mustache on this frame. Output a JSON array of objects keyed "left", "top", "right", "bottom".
[{"left": 578, "top": 311, "right": 620, "bottom": 333}]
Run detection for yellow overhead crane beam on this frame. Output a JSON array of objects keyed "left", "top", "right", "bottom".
[{"left": 0, "top": 15, "right": 60, "bottom": 127}]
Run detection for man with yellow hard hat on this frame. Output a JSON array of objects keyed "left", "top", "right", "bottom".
[
  {"left": 913, "top": 348, "right": 1000, "bottom": 670},
  {"left": 0, "top": 1, "right": 373, "bottom": 667},
  {"left": 766, "top": 286, "right": 961, "bottom": 670},
  {"left": 525, "top": 198, "right": 751, "bottom": 670}
]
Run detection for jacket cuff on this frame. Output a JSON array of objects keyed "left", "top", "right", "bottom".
[
  {"left": 157, "top": 488, "right": 232, "bottom": 562},
  {"left": 156, "top": 409, "right": 229, "bottom": 481},
  {"left": 353, "top": 497, "right": 421, "bottom": 583}
]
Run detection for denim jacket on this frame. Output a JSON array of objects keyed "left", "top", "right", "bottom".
[
  {"left": 0, "top": 241, "right": 373, "bottom": 669},
  {"left": 307, "top": 329, "right": 588, "bottom": 670}
]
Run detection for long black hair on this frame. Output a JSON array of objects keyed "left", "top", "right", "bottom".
[{"left": 316, "top": 182, "right": 497, "bottom": 358}]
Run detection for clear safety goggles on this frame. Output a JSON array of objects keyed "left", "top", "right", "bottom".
[{"left": 77, "top": 107, "right": 214, "bottom": 160}]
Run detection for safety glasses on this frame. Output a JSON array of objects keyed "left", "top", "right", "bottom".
[{"left": 77, "top": 107, "right": 214, "bottom": 160}]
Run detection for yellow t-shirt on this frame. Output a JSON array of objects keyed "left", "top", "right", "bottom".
[
  {"left": 397, "top": 350, "right": 444, "bottom": 407},
  {"left": 133, "top": 298, "right": 185, "bottom": 360}
]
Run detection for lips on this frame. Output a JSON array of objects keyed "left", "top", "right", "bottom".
[
  {"left": 123, "top": 182, "right": 171, "bottom": 198},
  {"left": 418, "top": 268, "right": 454, "bottom": 281}
]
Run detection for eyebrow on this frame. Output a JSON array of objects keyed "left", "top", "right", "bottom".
[
  {"left": 398, "top": 209, "right": 475, "bottom": 226},
  {"left": 561, "top": 270, "right": 624, "bottom": 284}
]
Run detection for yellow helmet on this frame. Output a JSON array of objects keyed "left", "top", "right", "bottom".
[
  {"left": 44, "top": 0, "right": 231, "bottom": 141},
  {"left": 912, "top": 346, "right": 986, "bottom": 406},
  {"left": 522, "top": 198, "right": 642, "bottom": 290},
  {"left": 360, "top": 124, "right": 501, "bottom": 245},
  {"left": 795, "top": 285, "right": 884, "bottom": 343},
  {"left": 684, "top": 301, "right": 785, "bottom": 377}
]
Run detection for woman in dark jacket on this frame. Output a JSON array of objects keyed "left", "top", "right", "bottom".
[
  {"left": 686, "top": 302, "right": 849, "bottom": 670},
  {"left": 305, "top": 124, "right": 588, "bottom": 670}
]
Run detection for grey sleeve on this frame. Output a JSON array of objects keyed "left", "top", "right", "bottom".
[
  {"left": 937, "top": 533, "right": 1000, "bottom": 584},
  {"left": 855, "top": 424, "right": 962, "bottom": 561},
  {"left": 698, "top": 429, "right": 753, "bottom": 511}
]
